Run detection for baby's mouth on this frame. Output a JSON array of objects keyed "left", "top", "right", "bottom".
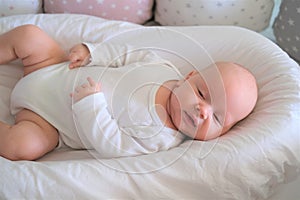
[{"left": 184, "top": 111, "right": 196, "bottom": 127}]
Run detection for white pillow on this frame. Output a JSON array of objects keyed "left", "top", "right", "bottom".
[
  {"left": 0, "top": 0, "right": 43, "bottom": 17},
  {"left": 155, "top": 0, "right": 274, "bottom": 31}
]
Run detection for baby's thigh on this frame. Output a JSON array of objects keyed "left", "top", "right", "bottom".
[
  {"left": 13, "top": 25, "right": 67, "bottom": 75},
  {"left": 14, "top": 109, "right": 59, "bottom": 159}
]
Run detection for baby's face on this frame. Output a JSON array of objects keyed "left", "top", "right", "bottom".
[
  {"left": 168, "top": 70, "right": 225, "bottom": 140},
  {"left": 168, "top": 62, "right": 257, "bottom": 140}
]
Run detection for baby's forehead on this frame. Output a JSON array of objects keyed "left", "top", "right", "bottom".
[
  {"left": 197, "top": 65, "right": 224, "bottom": 84},
  {"left": 197, "top": 67, "right": 227, "bottom": 98},
  {"left": 199, "top": 63, "right": 251, "bottom": 83}
]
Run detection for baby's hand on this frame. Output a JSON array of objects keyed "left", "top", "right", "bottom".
[
  {"left": 68, "top": 43, "right": 91, "bottom": 69},
  {"left": 71, "top": 77, "right": 101, "bottom": 104}
]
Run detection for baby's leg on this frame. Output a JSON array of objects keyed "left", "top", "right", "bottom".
[
  {"left": 0, "top": 24, "right": 67, "bottom": 76},
  {"left": 0, "top": 109, "right": 59, "bottom": 161}
]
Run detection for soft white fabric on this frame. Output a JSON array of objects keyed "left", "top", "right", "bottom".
[
  {"left": 0, "top": 14, "right": 300, "bottom": 200},
  {"left": 11, "top": 43, "right": 184, "bottom": 157}
]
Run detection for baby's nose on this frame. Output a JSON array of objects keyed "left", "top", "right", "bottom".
[{"left": 196, "top": 104, "right": 211, "bottom": 120}]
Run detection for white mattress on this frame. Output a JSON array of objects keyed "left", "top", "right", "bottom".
[{"left": 0, "top": 14, "right": 299, "bottom": 199}]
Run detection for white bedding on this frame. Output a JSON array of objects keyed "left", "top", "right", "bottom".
[{"left": 0, "top": 14, "right": 299, "bottom": 200}]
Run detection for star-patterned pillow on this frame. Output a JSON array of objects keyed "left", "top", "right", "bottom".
[
  {"left": 44, "top": 0, "right": 154, "bottom": 24},
  {"left": 0, "top": 0, "right": 43, "bottom": 17},
  {"left": 273, "top": 0, "right": 300, "bottom": 63},
  {"left": 154, "top": 0, "right": 274, "bottom": 31}
]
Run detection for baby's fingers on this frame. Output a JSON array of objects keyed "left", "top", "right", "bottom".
[
  {"left": 68, "top": 53, "right": 82, "bottom": 69},
  {"left": 87, "top": 77, "right": 101, "bottom": 92},
  {"left": 87, "top": 77, "right": 96, "bottom": 86},
  {"left": 69, "top": 61, "right": 81, "bottom": 69}
]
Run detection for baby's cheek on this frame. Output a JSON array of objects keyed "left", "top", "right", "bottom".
[{"left": 203, "top": 122, "right": 223, "bottom": 140}]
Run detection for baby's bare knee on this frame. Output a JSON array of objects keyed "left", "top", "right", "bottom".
[
  {"left": 17, "top": 24, "right": 42, "bottom": 36},
  {"left": 1, "top": 110, "right": 58, "bottom": 161},
  {"left": 12, "top": 25, "right": 43, "bottom": 45},
  {"left": 4, "top": 132, "right": 52, "bottom": 161},
  {"left": 13, "top": 25, "right": 44, "bottom": 55},
  {"left": 5, "top": 140, "right": 39, "bottom": 161},
  {"left": 0, "top": 24, "right": 43, "bottom": 65}
]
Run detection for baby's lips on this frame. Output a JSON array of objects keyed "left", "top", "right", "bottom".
[{"left": 192, "top": 114, "right": 201, "bottom": 127}]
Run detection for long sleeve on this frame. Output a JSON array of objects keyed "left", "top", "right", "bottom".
[
  {"left": 72, "top": 93, "right": 183, "bottom": 158},
  {"left": 83, "top": 42, "right": 171, "bottom": 67}
]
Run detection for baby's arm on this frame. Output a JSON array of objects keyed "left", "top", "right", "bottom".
[
  {"left": 71, "top": 79, "right": 175, "bottom": 158},
  {"left": 69, "top": 42, "right": 169, "bottom": 68},
  {"left": 87, "top": 43, "right": 169, "bottom": 67}
]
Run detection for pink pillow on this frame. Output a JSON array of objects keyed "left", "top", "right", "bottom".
[{"left": 44, "top": 0, "right": 154, "bottom": 24}]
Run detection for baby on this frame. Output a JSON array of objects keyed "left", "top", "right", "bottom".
[{"left": 0, "top": 25, "right": 258, "bottom": 161}]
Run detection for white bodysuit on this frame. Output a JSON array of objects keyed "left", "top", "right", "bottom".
[{"left": 11, "top": 43, "right": 185, "bottom": 158}]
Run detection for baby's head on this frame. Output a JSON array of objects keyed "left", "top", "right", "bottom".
[{"left": 169, "top": 62, "right": 258, "bottom": 140}]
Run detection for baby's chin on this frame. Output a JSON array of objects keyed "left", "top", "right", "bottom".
[{"left": 177, "top": 123, "right": 199, "bottom": 139}]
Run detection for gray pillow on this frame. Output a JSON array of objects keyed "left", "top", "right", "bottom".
[{"left": 273, "top": 0, "right": 300, "bottom": 63}]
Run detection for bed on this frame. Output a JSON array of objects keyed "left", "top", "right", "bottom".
[{"left": 0, "top": 14, "right": 299, "bottom": 200}]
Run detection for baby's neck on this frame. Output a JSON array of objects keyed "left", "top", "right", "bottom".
[{"left": 155, "top": 80, "right": 178, "bottom": 130}]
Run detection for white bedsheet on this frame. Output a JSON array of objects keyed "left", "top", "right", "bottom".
[{"left": 0, "top": 14, "right": 299, "bottom": 200}]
